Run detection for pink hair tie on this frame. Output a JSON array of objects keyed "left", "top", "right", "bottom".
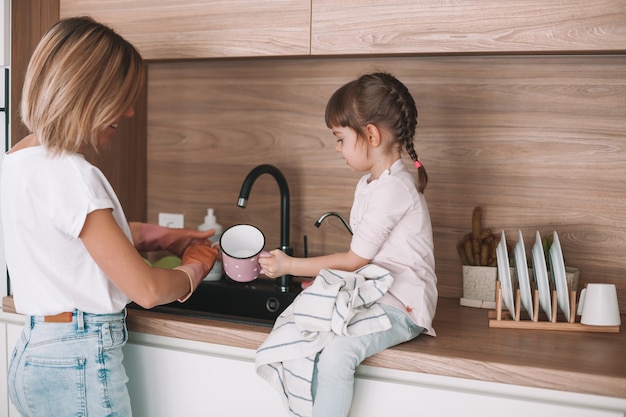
[{"left": 414, "top": 160, "right": 422, "bottom": 169}]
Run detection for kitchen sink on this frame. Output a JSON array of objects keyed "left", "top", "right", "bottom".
[{"left": 127, "top": 277, "right": 302, "bottom": 327}]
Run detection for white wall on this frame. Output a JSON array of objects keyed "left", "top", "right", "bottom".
[
  {"left": 0, "top": 128, "right": 6, "bottom": 296},
  {"left": 0, "top": 0, "right": 9, "bottom": 297},
  {"left": 0, "top": 0, "right": 8, "bottom": 65}
]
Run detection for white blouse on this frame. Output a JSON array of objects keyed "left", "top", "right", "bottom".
[
  {"left": 349, "top": 159, "right": 438, "bottom": 335},
  {"left": 1, "top": 146, "right": 131, "bottom": 315}
]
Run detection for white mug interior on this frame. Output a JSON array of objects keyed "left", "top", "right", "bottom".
[{"left": 220, "top": 224, "right": 265, "bottom": 259}]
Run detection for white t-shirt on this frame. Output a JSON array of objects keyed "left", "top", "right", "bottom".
[
  {"left": 0, "top": 146, "right": 131, "bottom": 315},
  {"left": 349, "top": 159, "right": 438, "bottom": 335}
]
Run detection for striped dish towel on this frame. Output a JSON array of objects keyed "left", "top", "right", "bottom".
[{"left": 255, "top": 264, "right": 393, "bottom": 417}]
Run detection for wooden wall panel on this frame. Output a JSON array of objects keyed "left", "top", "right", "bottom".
[
  {"left": 312, "top": 0, "right": 626, "bottom": 55},
  {"left": 147, "top": 55, "right": 626, "bottom": 312},
  {"left": 10, "top": 0, "right": 59, "bottom": 144},
  {"left": 85, "top": 69, "right": 148, "bottom": 222},
  {"left": 60, "top": 0, "right": 311, "bottom": 59}
]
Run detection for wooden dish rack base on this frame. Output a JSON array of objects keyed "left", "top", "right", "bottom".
[{"left": 488, "top": 281, "right": 620, "bottom": 333}]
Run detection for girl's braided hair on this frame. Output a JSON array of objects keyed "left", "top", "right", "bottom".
[{"left": 325, "top": 72, "right": 428, "bottom": 192}]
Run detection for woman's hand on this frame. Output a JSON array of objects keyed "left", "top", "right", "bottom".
[
  {"left": 81, "top": 210, "right": 218, "bottom": 308},
  {"left": 133, "top": 222, "right": 215, "bottom": 257},
  {"left": 181, "top": 240, "right": 219, "bottom": 280},
  {"left": 174, "top": 240, "right": 220, "bottom": 302},
  {"left": 258, "top": 249, "right": 293, "bottom": 279}
]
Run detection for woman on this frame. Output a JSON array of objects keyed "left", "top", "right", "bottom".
[{"left": 1, "top": 17, "right": 217, "bottom": 416}]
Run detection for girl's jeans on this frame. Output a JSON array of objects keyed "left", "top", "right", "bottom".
[
  {"left": 311, "top": 304, "right": 424, "bottom": 417},
  {"left": 8, "top": 310, "right": 132, "bottom": 417}
]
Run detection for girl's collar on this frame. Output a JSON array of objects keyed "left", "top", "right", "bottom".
[{"left": 367, "top": 159, "right": 403, "bottom": 183}]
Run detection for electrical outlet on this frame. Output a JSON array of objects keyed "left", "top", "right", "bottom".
[{"left": 158, "top": 213, "right": 184, "bottom": 228}]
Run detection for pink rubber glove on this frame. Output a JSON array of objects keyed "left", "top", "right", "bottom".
[
  {"left": 174, "top": 241, "right": 219, "bottom": 302},
  {"left": 136, "top": 223, "right": 214, "bottom": 257}
]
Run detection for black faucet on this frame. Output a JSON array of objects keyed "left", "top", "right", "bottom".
[
  {"left": 237, "top": 164, "right": 293, "bottom": 292},
  {"left": 315, "top": 211, "right": 353, "bottom": 235}
]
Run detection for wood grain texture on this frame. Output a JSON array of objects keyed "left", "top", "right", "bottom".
[
  {"left": 7, "top": 296, "right": 623, "bottom": 398},
  {"left": 10, "top": 0, "right": 59, "bottom": 143},
  {"left": 60, "top": 0, "right": 311, "bottom": 59},
  {"left": 85, "top": 69, "right": 148, "bottom": 222},
  {"left": 147, "top": 55, "right": 626, "bottom": 313},
  {"left": 312, "top": 0, "right": 626, "bottom": 54},
  {"left": 60, "top": 0, "right": 626, "bottom": 59}
]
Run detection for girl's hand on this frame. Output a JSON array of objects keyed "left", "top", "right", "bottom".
[{"left": 258, "top": 249, "right": 292, "bottom": 278}]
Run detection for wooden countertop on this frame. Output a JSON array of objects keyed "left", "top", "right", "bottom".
[{"left": 3, "top": 296, "right": 624, "bottom": 399}]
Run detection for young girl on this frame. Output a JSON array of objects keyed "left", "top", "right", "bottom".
[
  {"left": 1, "top": 17, "right": 218, "bottom": 416},
  {"left": 258, "top": 72, "right": 437, "bottom": 417}
]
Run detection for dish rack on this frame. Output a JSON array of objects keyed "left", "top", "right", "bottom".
[{"left": 488, "top": 281, "right": 620, "bottom": 333}]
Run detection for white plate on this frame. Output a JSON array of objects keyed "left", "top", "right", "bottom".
[
  {"left": 550, "top": 231, "right": 570, "bottom": 320},
  {"left": 496, "top": 230, "right": 516, "bottom": 320},
  {"left": 532, "top": 231, "right": 552, "bottom": 321},
  {"left": 514, "top": 230, "right": 533, "bottom": 317}
]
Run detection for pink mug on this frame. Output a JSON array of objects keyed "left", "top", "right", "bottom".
[{"left": 220, "top": 224, "right": 266, "bottom": 282}]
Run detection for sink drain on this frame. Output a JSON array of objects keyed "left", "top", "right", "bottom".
[{"left": 266, "top": 297, "right": 280, "bottom": 313}]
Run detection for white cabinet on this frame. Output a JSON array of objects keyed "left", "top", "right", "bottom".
[
  {"left": 1, "top": 313, "right": 625, "bottom": 417},
  {"left": 0, "top": 322, "right": 6, "bottom": 415},
  {"left": 125, "top": 332, "right": 626, "bottom": 417},
  {"left": 351, "top": 367, "right": 626, "bottom": 417},
  {"left": 123, "top": 333, "right": 285, "bottom": 416},
  {"left": 0, "top": 312, "right": 25, "bottom": 417}
]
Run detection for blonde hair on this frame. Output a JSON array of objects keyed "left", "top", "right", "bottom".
[{"left": 20, "top": 16, "right": 145, "bottom": 155}]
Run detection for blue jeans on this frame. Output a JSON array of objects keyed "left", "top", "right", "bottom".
[
  {"left": 8, "top": 310, "right": 132, "bottom": 417},
  {"left": 311, "top": 304, "right": 424, "bottom": 417}
]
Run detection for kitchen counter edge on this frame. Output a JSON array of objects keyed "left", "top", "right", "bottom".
[{"left": 3, "top": 296, "right": 624, "bottom": 400}]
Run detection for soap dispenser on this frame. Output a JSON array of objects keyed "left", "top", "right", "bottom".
[{"left": 198, "top": 208, "right": 223, "bottom": 281}]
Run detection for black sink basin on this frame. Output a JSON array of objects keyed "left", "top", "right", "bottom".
[{"left": 128, "top": 277, "right": 302, "bottom": 327}]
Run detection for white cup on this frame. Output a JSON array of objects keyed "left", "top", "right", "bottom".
[{"left": 577, "top": 283, "right": 621, "bottom": 326}]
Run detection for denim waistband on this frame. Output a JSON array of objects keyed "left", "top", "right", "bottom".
[{"left": 30, "top": 309, "right": 126, "bottom": 326}]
